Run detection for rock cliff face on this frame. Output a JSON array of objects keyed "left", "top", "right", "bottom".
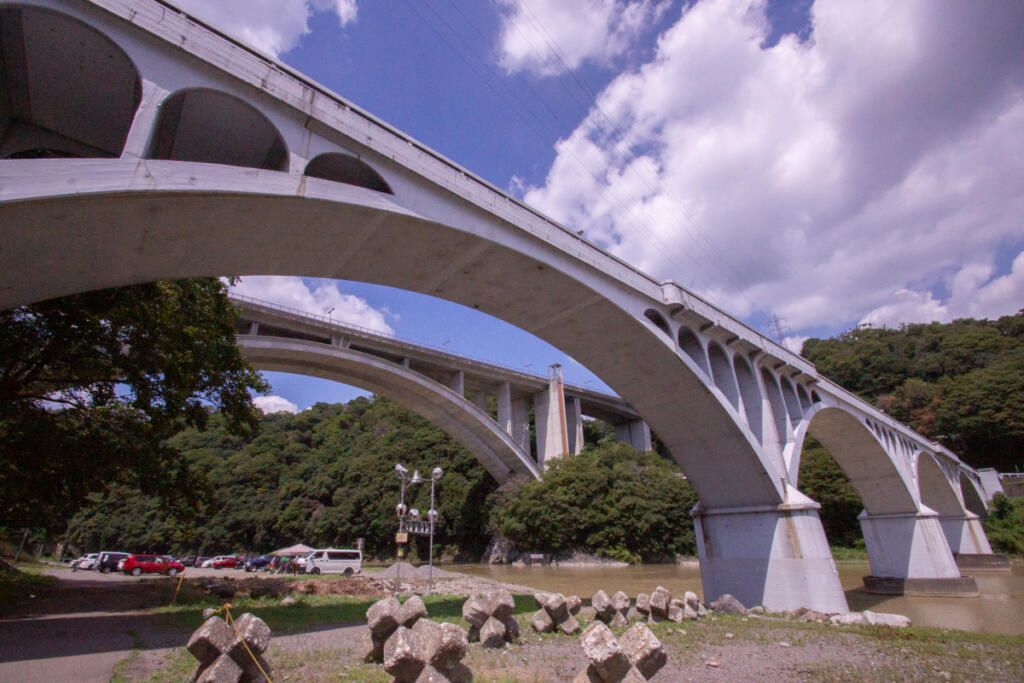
[{"left": 481, "top": 536, "right": 518, "bottom": 564}]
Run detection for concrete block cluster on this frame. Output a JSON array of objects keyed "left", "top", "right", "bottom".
[
  {"left": 186, "top": 613, "right": 272, "bottom": 682},
  {"left": 530, "top": 592, "right": 582, "bottom": 635},
  {"left": 574, "top": 621, "right": 666, "bottom": 682},
  {"left": 462, "top": 590, "right": 519, "bottom": 647},
  {"left": 363, "top": 595, "right": 471, "bottom": 682},
  {"left": 636, "top": 586, "right": 707, "bottom": 623},
  {"left": 590, "top": 589, "right": 631, "bottom": 628}
]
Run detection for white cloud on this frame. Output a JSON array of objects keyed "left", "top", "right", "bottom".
[
  {"left": 230, "top": 276, "right": 395, "bottom": 335},
  {"left": 521, "top": 0, "right": 1024, "bottom": 334},
  {"left": 497, "top": 0, "right": 668, "bottom": 75},
  {"left": 253, "top": 395, "right": 299, "bottom": 414},
  {"left": 173, "top": 0, "right": 357, "bottom": 57},
  {"left": 860, "top": 250, "right": 1024, "bottom": 328}
]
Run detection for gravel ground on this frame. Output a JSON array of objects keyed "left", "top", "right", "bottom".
[{"left": 3, "top": 566, "right": 1021, "bottom": 682}]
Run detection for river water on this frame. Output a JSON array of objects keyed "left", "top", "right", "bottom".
[{"left": 453, "top": 561, "right": 1024, "bottom": 635}]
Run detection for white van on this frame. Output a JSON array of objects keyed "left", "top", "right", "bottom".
[{"left": 305, "top": 548, "right": 362, "bottom": 576}]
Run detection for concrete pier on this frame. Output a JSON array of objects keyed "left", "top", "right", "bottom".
[{"left": 692, "top": 495, "right": 849, "bottom": 614}]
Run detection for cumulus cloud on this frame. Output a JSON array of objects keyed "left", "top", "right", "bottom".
[
  {"left": 253, "top": 395, "right": 300, "bottom": 414},
  {"left": 496, "top": 0, "right": 668, "bottom": 75},
  {"left": 173, "top": 0, "right": 357, "bottom": 57},
  {"left": 860, "top": 250, "right": 1024, "bottom": 328},
  {"left": 520, "top": 0, "right": 1024, "bottom": 333},
  {"left": 230, "top": 276, "right": 395, "bottom": 335}
]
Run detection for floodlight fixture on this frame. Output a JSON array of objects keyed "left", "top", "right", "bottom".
[
  {"left": 432, "top": 467, "right": 443, "bottom": 480},
  {"left": 411, "top": 470, "right": 423, "bottom": 484}
]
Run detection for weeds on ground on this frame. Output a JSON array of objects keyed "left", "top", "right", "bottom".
[{"left": 0, "top": 568, "right": 57, "bottom": 610}]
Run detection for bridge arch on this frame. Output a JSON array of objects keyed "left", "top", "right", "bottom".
[
  {"left": 0, "top": 5, "right": 141, "bottom": 159},
  {"left": 801, "top": 407, "right": 916, "bottom": 515},
  {"left": 147, "top": 88, "right": 288, "bottom": 171},
  {"left": 305, "top": 153, "right": 392, "bottom": 194},
  {"left": 917, "top": 453, "right": 963, "bottom": 516},
  {"left": 960, "top": 472, "right": 987, "bottom": 516},
  {"left": 237, "top": 335, "right": 540, "bottom": 483}
]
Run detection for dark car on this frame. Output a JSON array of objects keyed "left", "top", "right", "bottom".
[
  {"left": 180, "top": 556, "right": 198, "bottom": 567},
  {"left": 97, "top": 551, "right": 131, "bottom": 574},
  {"left": 244, "top": 555, "right": 273, "bottom": 572},
  {"left": 122, "top": 554, "right": 185, "bottom": 577}
]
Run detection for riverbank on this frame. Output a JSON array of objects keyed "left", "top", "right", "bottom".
[{"left": 2, "top": 566, "right": 1022, "bottom": 681}]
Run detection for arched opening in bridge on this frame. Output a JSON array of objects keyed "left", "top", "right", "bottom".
[
  {"left": 643, "top": 309, "right": 672, "bottom": 340},
  {"left": 678, "top": 327, "right": 709, "bottom": 376},
  {"left": 708, "top": 343, "right": 739, "bottom": 409},
  {"left": 304, "top": 153, "right": 392, "bottom": 193},
  {"left": 960, "top": 472, "right": 987, "bottom": 517},
  {"left": 797, "top": 408, "right": 919, "bottom": 558},
  {"left": 918, "top": 453, "right": 963, "bottom": 516},
  {"left": 147, "top": 89, "right": 288, "bottom": 170},
  {"left": 733, "top": 354, "right": 761, "bottom": 442},
  {"left": 0, "top": 6, "right": 141, "bottom": 159}
]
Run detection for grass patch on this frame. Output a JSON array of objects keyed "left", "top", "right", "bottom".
[
  {"left": 829, "top": 545, "right": 869, "bottom": 561},
  {"left": 0, "top": 569, "right": 57, "bottom": 611},
  {"left": 156, "top": 591, "right": 536, "bottom": 634}
]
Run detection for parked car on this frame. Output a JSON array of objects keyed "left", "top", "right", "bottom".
[
  {"left": 194, "top": 556, "right": 211, "bottom": 568},
  {"left": 305, "top": 548, "right": 362, "bottom": 576},
  {"left": 201, "top": 555, "right": 240, "bottom": 569},
  {"left": 244, "top": 555, "right": 273, "bottom": 572},
  {"left": 97, "top": 551, "right": 131, "bottom": 574},
  {"left": 122, "top": 554, "right": 184, "bottom": 576},
  {"left": 180, "top": 556, "right": 198, "bottom": 567},
  {"left": 71, "top": 553, "right": 99, "bottom": 571}
]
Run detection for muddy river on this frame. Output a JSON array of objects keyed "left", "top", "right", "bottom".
[{"left": 453, "top": 560, "right": 1024, "bottom": 634}]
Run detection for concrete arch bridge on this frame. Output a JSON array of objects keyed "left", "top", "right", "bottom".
[{"left": 0, "top": 0, "right": 1004, "bottom": 612}]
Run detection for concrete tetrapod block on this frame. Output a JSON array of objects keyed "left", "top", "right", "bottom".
[
  {"left": 368, "top": 597, "right": 403, "bottom": 638},
  {"left": 618, "top": 623, "right": 667, "bottom": 680},
  {"left": 530, "top": 592, "right": 580, "bottom": 635},
  {"left": 635, "top": 593, "right": 650, "bottom": 618},
  {"left": 186, "top": 614, "right": 272, "bottom": 683},
  {"left": 462, "top": 591, "right": 519, "bottom": 646},
  {"left": 591, "top": 590, "right": 615, "bottom": 623},
  {"left": 579, "top": 623, "right": 632, "bottom": 682},
  {"left": 648, "top": 586, "right": 671, "bottom": 621},
  {"left": 400, "top": 596, "right": 428, "bottom": 628},
  {"left": 384, "top": 627, "right": 425, "bottom": 683}
]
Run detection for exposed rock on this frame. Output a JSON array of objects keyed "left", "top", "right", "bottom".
[
  {"left": 280, "top": 596, "right": 297, "bottom": 606},
  {"left": 683, "top": 591, "right": 700, "bottom": 610},
  {"left": 709, "top": 594, "right": 748, "bottom": 615},
  {"left": 863, "top": 610, "right": 911, "bottom": 628}
]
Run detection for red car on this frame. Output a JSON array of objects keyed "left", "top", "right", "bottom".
[
  {"left": 121, "top": 554, "right": 185, "bottom": 577},
  {"left": 210, "top": 556, "right": 241, "bottom": 569}
]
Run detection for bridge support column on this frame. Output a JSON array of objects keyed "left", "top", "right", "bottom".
[
  {"left": 497, "top": 383, "right": 531, "bottom": 460},
  {"left": 565, "top": 396, "right": 584, "bottom": 455},
  {"left": 859, "top": 509, "right": 978, "bottom": 595},
  {"left": 939, "top": 512, "right": 993, "bottom": 555},
  {"left": 447, "top": 370, "right": 465, "bottom": 397},
  {"left": 615, "top": 419, "right": 652, "bottom": 451},
  {"left": 534, "top": 382, "right": 569, "bottom": 469},
  {"left": 692, "top": 494, "right": 849, "bottom": 614}
]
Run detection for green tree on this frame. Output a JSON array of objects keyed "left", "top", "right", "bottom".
[{"left": 0, "top": 279, "right": 268, "bottom": 534}]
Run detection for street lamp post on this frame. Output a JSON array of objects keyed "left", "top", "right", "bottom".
[
  {"left": 393, "top": 463, "right": 421, "bottom": 597},
  {"left": 428, "top": 466, "right": 443, "bottom": 594}
]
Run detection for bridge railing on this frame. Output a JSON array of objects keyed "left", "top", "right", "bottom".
[{"left": 229, "top": 293, "right": 624, "bottom": 403}]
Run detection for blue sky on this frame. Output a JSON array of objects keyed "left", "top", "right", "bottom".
[{"left": 176, "top": 0, "right": 1024, "bottom": 413}]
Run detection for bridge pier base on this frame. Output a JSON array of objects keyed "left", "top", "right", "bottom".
[
  {"left": 692, "top": 495, "right": 849, "bottom": 614},
  {"left": 938, "top": 512, "right": 993, "bottom": 555},
  {"left": 859, "top": 509, "right": 977, "bottom": 595}
]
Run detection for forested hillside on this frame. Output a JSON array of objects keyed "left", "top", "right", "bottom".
[{"left": 802, "top": 310, "right": 1024, "bottom": 470}]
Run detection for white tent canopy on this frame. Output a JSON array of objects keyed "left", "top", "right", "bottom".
[{"left": 273, "top": 543, "right": 313, "bottom": 557}]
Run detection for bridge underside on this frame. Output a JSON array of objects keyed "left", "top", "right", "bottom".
[{"left": 238, "top": 336, "right": 540, "bottom": 483}]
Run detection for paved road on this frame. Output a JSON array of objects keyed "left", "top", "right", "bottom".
[{"left": 0, "top": 568, "right": 199, "bottom": 682}]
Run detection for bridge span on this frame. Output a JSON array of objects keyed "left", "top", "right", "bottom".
[
  {"left": 0, "top": 0, "right": 1004, "bottom": 612},
  {"left": 231, "top": 293, "right": 651, "bottom": 480}
]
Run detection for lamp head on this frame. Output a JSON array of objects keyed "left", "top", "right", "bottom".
[
  {"left": 409, "top": 508, "right": 420, "bottom": 520},
  {"left": 432, "top": 467, "right": 443, "bottom": 480},
  {"left": 395, "top": 463, "right": 408, "bottom": 476},
  {"left": 411, "top": 470, "right": 423, "bottom": 484},
  {"left": 395, "top": 502, "right": 407, "bottom": 518}
]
